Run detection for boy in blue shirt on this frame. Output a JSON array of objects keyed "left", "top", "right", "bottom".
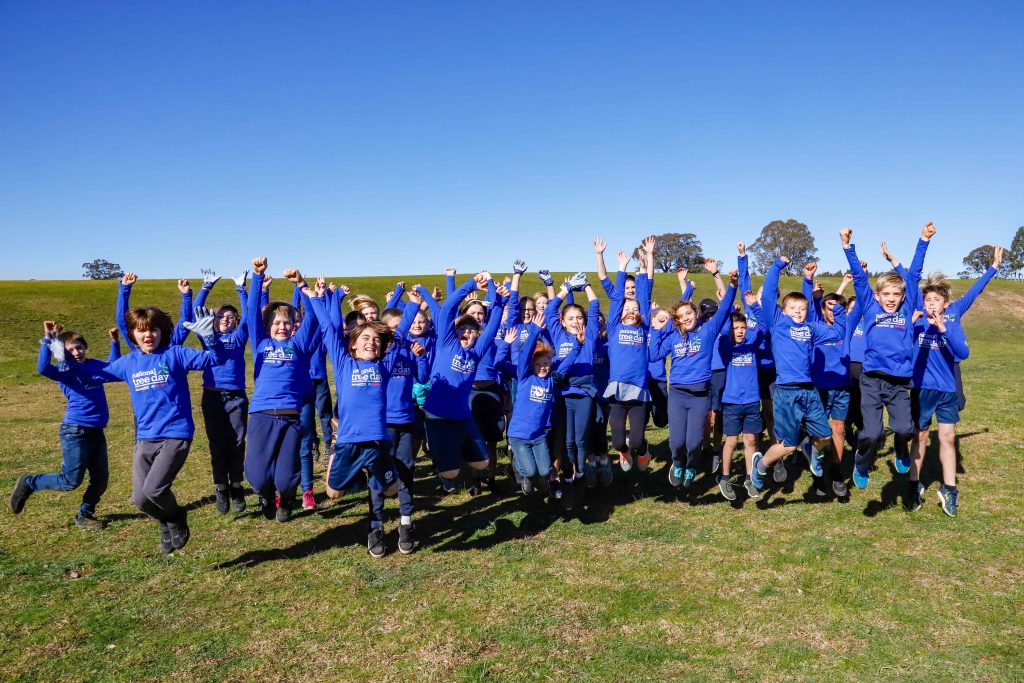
[
  {"left": 10, "top": 323, "right": 120, "bottom": 529},
  {"left": 750, "top": 256, "right": 848, "bottom": 495}
]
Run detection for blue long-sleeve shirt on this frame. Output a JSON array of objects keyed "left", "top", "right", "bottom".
[
  {"left": 762, "top": 259, "right": 848, "bottom": 385},
  {"left": 96, "top": 344, "right": 226, "bottom": 440},
  {"left": 912, "top": 319, "right": 970, "bottom": 393},
  {"left": 423, "top": 279, "right": 503, "bottom": 420},
  {"left": 845, "top": 244, "right": 919, "bottom": 378},
  {"left": 37, "top": 343, "right": 117, "bottom": 428},
  {"left": 191, "top": 280, "right": 250, "bottom": 391},
  {"left": 247, "top": 273, "right": 322, "bottom": 412},
  {"left": 117, "top": 283, "right": 192, "bottom": 351},
  {"left": 803, "top": 276, "right": 856, "bottom": 390},
  {"left": 737, "top": 254, "right": 774, "bottom": 370},
  {"left": 545, "top": 296, "right": 602, "bottom": 397},
  {"left": 382, "top": 301, "right": 422, "bottom": 425},
  {"left": 607, "top": 271, "right": 650, "bottom": 388},
  {"left": 649, "top": 285, "right": 737, "bottom": 387},
  {"left": 718, "top": 305, "right": 764, "bottom": 405},
  {"left": 506, "top": 324, "right": 582, "bottom": 440},
  {"left": 292, "top": 285, "right": 328, "bottom": 382}
]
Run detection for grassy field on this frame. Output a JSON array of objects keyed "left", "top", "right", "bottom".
[{"left": 1, "top": 272, "right": 1023, "bottom": 682}]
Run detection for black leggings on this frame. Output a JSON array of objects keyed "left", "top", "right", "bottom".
[
  {"left": 647, "top": 379, "right": 669, "bottom": 428},
  {"left": 610, "top": 399, "right": 648, "bottom": 455}
]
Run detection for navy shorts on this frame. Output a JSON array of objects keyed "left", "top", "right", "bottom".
[
  {"left": 819, "top": 388, "right": 851, "bottom": 421},
  {"left": 913, "top": 389, "right": 960, "bottom": 429},
  {"left": 424, "top": 415, "right": 489, "bottom": 473},
  {"left": 710, "top": 369, "right": 727, "bottom": 412},
  {"left": 329, "top": 440, "right": 396, "bottom": 492},
  {"left": 773, "top": 384, "right": 830, "bottom": 447},
  {"left": 722, "top": 401, "right": 763, "bottom": 436}
]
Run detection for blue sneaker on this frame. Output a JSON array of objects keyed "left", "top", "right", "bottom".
[
  {"left": 802, "top": 441, "right": 823, "bottom": 477},
  {"left": 682, "top": 468, "right": 696, "bottom": 488},
  {"left": 668, "top": 464, "right": 684, "bottom": 487},
  {"left": 894, "top": 450, "right": 912, "bottom": 475},
  {"left": 852, "top": 462, "right": 870, "bottom": 489},
  {"left": 750, "top": 453, "right": 765, "bottom": 490},
  {"left": 937, "top": 486, "right": 958, "bottom": 517}
]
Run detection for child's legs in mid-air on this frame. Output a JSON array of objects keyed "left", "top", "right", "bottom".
[
  {"left": 562, "top": 395, "right": 594, "bottom": 477},
  {"left": 388, "top": 424, "right": 416, "bottom": 517},
  {"left": 298, "top": 396, "right": 317, "bottom": 493},
  {"left": 245, "top": 412, "right": 289, "bottom": 497},
  {"left": 270, "top": 416, "right": 302, "bottom": 504},
  {"left": 27, "top": 424, "right": 109, "bottom": 518},
  {"left": 131, "top": 438, "right": 191, "bottom": 521}
]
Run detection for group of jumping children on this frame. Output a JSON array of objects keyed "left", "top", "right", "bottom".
[{"left": 9, "top": 225, "right": 1003, "bottom": 557}]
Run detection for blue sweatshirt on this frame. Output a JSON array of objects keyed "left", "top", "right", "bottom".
[
  {"left": 472, "top": 282, "right": 509, "bottom": 384},
  {"left": 545, "top": 296, "right": 602, "bottom": 397},
  {"left": 737, "top": 254, "right": 775, "bottom": 370},
  {"left": 845, "top": 245, "right": 920, "bottom": 378},
  {"left": 192, "top": 281, "right": 249, "bottom": 391},
  {"left": 762, "top": 259, "right": 848, "bottom": 385},
  {"left": 804, "top": 277, "right": 855, "bottom": 390},
  {"left": 37, "top": 342, "right": 119, "bottom": 428},
  {"left": 97, "top": 344, "right": 225, "bottom": 440},
  {"left": 506, "top": 324, "right": 582, "bottom": 440},
  {"left": 423, "top": 279, "right": 503, "bottom": 421},
  {"left": 912, "top": 319, "right": 970, "bottom": 393},
  {"left": 607, "top": 271, "right": 651, "bottom": 389},
  {"left": 718, "top": 307, "right": 764, "bottom": 405},
  {"left": 307, "top": 295, "right": 403, "bottom": 442},
  {"left": 649, "top": 285, "right": 737, "bottom": 387},
  {"left": 381, "top": 301, "right": 422, "bottom": 425},
  {"left": 247, "top": 272, "right": 322, "bottom": 412}
]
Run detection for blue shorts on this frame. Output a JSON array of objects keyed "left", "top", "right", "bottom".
[
  {"left": 913, "top": 389, "right": 960, "bottom": 429},
  {"left": 773, "top": 384, "right": 830, "bottom": 447},
  {"left": 329, "top": 440, "right": 396, "bottom": 492},
  {"left": 710, "top": 369, "right": 727, "bottom": 412},
  {"left": 722, "top": 401, "right": 763, "bottom": 437},
  {"left": 424, "top": 415, "right": 489, "bottom": 473},
  {"left": 819, "top": 388, "right": 850, "bottom": 421}
]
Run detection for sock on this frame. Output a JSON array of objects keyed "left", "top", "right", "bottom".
[{"left": 400, "top": 515, "right": 412, "bottom": 526}]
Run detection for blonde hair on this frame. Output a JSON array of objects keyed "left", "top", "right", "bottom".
[
  {"left": 348, "top": 295, "right": 378, "bottom": 313},
  {"left": 874, "top": 271, "right": 906, "bottom": 294}
]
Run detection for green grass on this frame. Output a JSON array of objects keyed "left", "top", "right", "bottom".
[{"left": 2, "top": 274, "right": 1023, "bottom": 681}]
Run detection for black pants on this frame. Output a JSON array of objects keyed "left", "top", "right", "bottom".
[
  {"left": 647, "top": 378, "right": 669, "bottom": 428},
  {"left": 201, "top": 389, "right": 248, "bottom": 487},
  {"left": 610, "top": 398, "right": 647, "bottom": 454}
]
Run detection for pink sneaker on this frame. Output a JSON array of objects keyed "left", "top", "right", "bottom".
[
  {"left": 275, "top": 494, "right": 281, "bottom": 509},
  {"left": 302, "top": 489, "right": 317, "bottom": 510}
]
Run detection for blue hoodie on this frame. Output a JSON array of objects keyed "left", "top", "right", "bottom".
[
  {"left": 191, "top": 281, "right": 249, "bottom": 391},
  {"left": 247, "top": 273, "right": 323, "bottom": 412},
  {"left": 649, "top": 285, "right": 737, "bottom": 387},
  {"left": 37, "top": 340, "right": 120, "bottom": 428},
  {"left": 718, "top": 304, "right": 764, "bottom": 405},
  {"left": 606, "top": 270, "right": 652, "bottom": 389},
  {"left": 505, "top": 324, "right": 582, "bottom": 440},
  {"left": 912, "top": 318, "right": 970, "bottom": 393},
  {"left": 545, "top": 295, "right": 602, "bottom": 397},
  {"left": 423, "top": 278, "right": 503, "bottom": 421}
]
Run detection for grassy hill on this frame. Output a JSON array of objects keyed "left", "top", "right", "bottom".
[{"left": 1, "top": 273, "right": 1023, "bottom": 682}]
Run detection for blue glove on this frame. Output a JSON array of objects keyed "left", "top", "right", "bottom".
[
  {"left": 513, "top": 259, "right": 527, "bottom": 275},
  {"left": 568, "top": 271, "right": 589, "bottom": 291},
  {"left": 537, "top": 269, "right": 554, "bottom": 287}
]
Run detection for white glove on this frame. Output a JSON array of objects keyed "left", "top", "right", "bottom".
[
  {"left": 233, "top": 270, "right": 249, "bottom": 288},
  {"left": 513, "top": 259, "right": 527, "bottom": 275},
  {"left": 568, "top": 271, "right": 589, "bottom": 291},
  {"left": 45, "top": 336, "right": 67, "bottom": 367},
  {"left": 182, "top": 307, "right": 218, "bottom": 344},
  {"left": 202, "top": 269, "right": 221, "bottom": 290},
  {"left": 537, "top": 269, "right": 554, "bottom": 287}
]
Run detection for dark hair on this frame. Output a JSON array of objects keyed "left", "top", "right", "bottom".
[
  {"left": 921, "top": 283, "right": 951, "bottom": 303},
  {"left": 454, "top": 314, "right": 482, "bottom": 332},
  {"left": 823, "top": 293, "right": 847, "bottom": 309},
  {"left": 730, "top": 311, "right": 747, "bottom": 325},
  {"left": 59, "top": 330, "right": 88, "bottom": 349},
  {"left": 344, "top": 310, "right": 367, "bottom": 334},
  {"left": 347, "top": 321, "right": 392, "bottom": 360},
  {"left": 125, "top": 307, "right": 174, "bottom": 350},
  {"left": 217, "top": 304, "right": 239, "bottom": 318},
  {"left": 781, "top": 292, "right": 808, "bottom": 307},
  {"left": 559, "top": 303, "right": 587, "bottom": 325},
  {"left": 262, "top": 301, "right": 298, "bottom": 331}
]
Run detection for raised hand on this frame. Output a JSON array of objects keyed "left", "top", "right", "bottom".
[
  {"left": 728, "top": 269, "right": 739, "bottom": 287},
  {"left": 737, "top": 242, "right": 746, "bottom": 256},
  {"left": 328, "top": 282, "right": 337, "bottom": 292},
  {"left": 121, "top": 272, "right": 137, "bottom": 286},
  {"left": 340, "top": 284, "right": 351, "bottom": 296},
  {"left": 108, "top": 327, "right": 119, "bottom": 342},
  {"left": 803, "top": 262, "right": 818, "bottom": 280},
  {"left": 537, "top": 269, "right": 554, "bottom": 287},
  {"left": 474, "top": 271, "right": 492, "bottom": 290},
  {"left": 177, "top": 279, "right": 191, "bottom": 294},
  {"left": 779, "top": 256, "right": 790, "bottom": 266},
  {"left": 642, "top": 235, "right": 656, "bottom": 253},
  {"left": 859, "top": 260, "right": 868, "bottom": 270},
  {"left": 431, "top": 285, "right": 442, "bottom": 301},
  {"left": 444, "top": 267, "right": 456, "bottom": 277},
  {"left": 496, "top": 284, "right": 510, "bottom": 299},
  {"left": 503, "top": 328, "right": 519, "bottom": 344},
  {"left": 283, "top": 268, "right": 303, "bottom": 284},
  {"left": 233, "top": 269, "right": 249, "bottom": 288},
  {"left": 314, "top": 275, "right": 326, "bottom": 297},
  {"left": 201, "top": 269, "right": 221, "bottom": 289},
  {"left": 842, "top": 272, "right": 854, "bottom": 285},
  {"left": 513, "top": 259, "right": 527, "bottom": 275},
  {"left": 704, "top": 258, "right": 719, "bottom": 275},
  {"left": 839, "top": 228, "right": 853, "bottom": 246},
  {"left": 593, "top": 237, "right": 607, "bottom": 254},
  {"left": 993, "top": 245, "right": 1004, "bottom": 270},
  {"left": 617, "top": 250, "right": 630, "bottom": 271},
  {"left": 676, "top": 267, "right": 689, "bottom": 283},
  {"left": 880, "top": 242, "right": 896, "bottom": 264},
  {"left": 922, "top": 222, "right": 937, "bottom": 240},
  {"left": 744, "top": 291, "right": 759, "bottom": 307},
  {"left": 182, "top": 307, "right": 218, "bottom": 342},
  {"left": 813, "top": 281, "right": 825, "bottom": 298},
  {"left": 407, "top": 288, "right": 423, "bottom": 305},
  {"left": 252, "top": 256, "right": 268, "bottom": 274},
  {"left": 262, "top": 274, "right": 274, "bottom": 291},
  {"left": 568, "top": 271, "right": 589, "bottom": 291},
  {"left": 43, "top": 320, "right": 59, "bottom": 339}
]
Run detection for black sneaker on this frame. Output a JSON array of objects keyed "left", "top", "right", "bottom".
[
  {"left": 230, "top": 486, "right": 246, "bottom": 513},
  {"left": 562, "top": 479, "right": 575, "bottom": 511},
  {"left": 485, "top": 476, "right": 497, "bottom": 493},
  {"left": 215, "top": 487, "right": 229, "bottom": 514},
  {"left": 398, "top": 523, "right": 415, "bottom": 554},
  {"left": 75, "top": 513, "right": 108, "bottom": 530},
  {"left": 832, "top": 479, "right": 849, "bottom": 498},
  {"left": 9, "top": 474, "right": 32, "bottom": 514},
  {"left": 166, "top": 512, "right": 190, "bottom": 550},
  {"left": 158, "top": 522, "right": 174, "bottom": 555},
  {"left": 520, "top": 476, "right": 534, "bottom": 496},
  {"left": 468, "top": 479, "right": 482, "bottom": 497},
  {"left": 904, "top": 481, "right": 922, "bottom": 512},
  {"left": 259, "top": 492, "right": 276, "bottom": 520},
  {"left": 718, "top": 476, "right": 736, "bottom": 501},
  {"left": 276, "top": 498, "right": 292, "bottom": 523},
  {"left": 367, "top": 528, "right": 386, "bottom": 558}
]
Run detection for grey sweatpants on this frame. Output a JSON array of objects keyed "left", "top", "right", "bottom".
[{"left": 132, "top": 439, "right": 192, "bottom": 521}]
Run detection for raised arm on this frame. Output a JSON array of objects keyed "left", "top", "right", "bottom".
[
  {"left": 474, "top": 292, "right": 505, "bottom": 358},
  {"left": 116, "top": 273, "right": 137, "bottom": 352},
  {"left": 953, "top": 247, "right": 1001, "bottom": 317},
  {"left": 247, "top": 259, "right": 269, "bottom": 346},
  {"left": 306, "top": 290, "right": 346, "bottom": 361},
  {"left": 439, "top": 275, "right": 483, "bottom": 345},
  {"left": 516, "top": 323, "right": 543, "bottom": 379},
  {"left": 414, "top": 284, "right": 441, "bottom": 322},
  {"left": 385, "top": 281, "right": 406, "bottom": 309},
  {"left": 802, "top": 262, "right": 822, "bottom": 323},
  {"left": 811, "top": 302, "right": 848, "bottom": 344},
  {"left": 445, "top": 268, "right": 456, "bottom": 298},
  {"left": 841, "top": 229, "right": 874, "bottom": 310},
  {"left": 594, "top": 237, "right": 610, "bottom": 286},
  {"left": 704, "top": 275, "right": 738, "bottom": 336},
  {"left": 107, "top": 328, "right": 121, "bottom": 362},
  {"left": 762, "top": 258, "right": 786, "bottom": 326},
  {"left": 170, "top": 279, "right": 194, "bottom": 346}
]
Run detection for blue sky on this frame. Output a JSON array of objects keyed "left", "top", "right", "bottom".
[{"left": 1, "top": 1, "right": 1021, "bottom": 279}]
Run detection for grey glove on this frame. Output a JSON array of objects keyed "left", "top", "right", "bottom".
[
  {"left": 201, "top": 269, "right": 221, "bottom": 290},
  {"left": 233, "top": 269, "right": 249, "bottom": 288},
  {"left": 183, "top": 307, "right": 218, "bottom": 345},
  {"left": 537, "top": 269, "right": 554, "bottom": 287},
  {"left": 45, "top": 335, "right": 66, "bottom": 367},
  {"left": 568, "top": 271, "right": 589, "bottom": 291},
  {"left": 513, "top": 259, "right": 527, "bottom": 275}
]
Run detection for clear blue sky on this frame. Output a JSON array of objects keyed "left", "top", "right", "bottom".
[{"left": 1, "top": 1, "right": 1021, "bottom": 279}]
